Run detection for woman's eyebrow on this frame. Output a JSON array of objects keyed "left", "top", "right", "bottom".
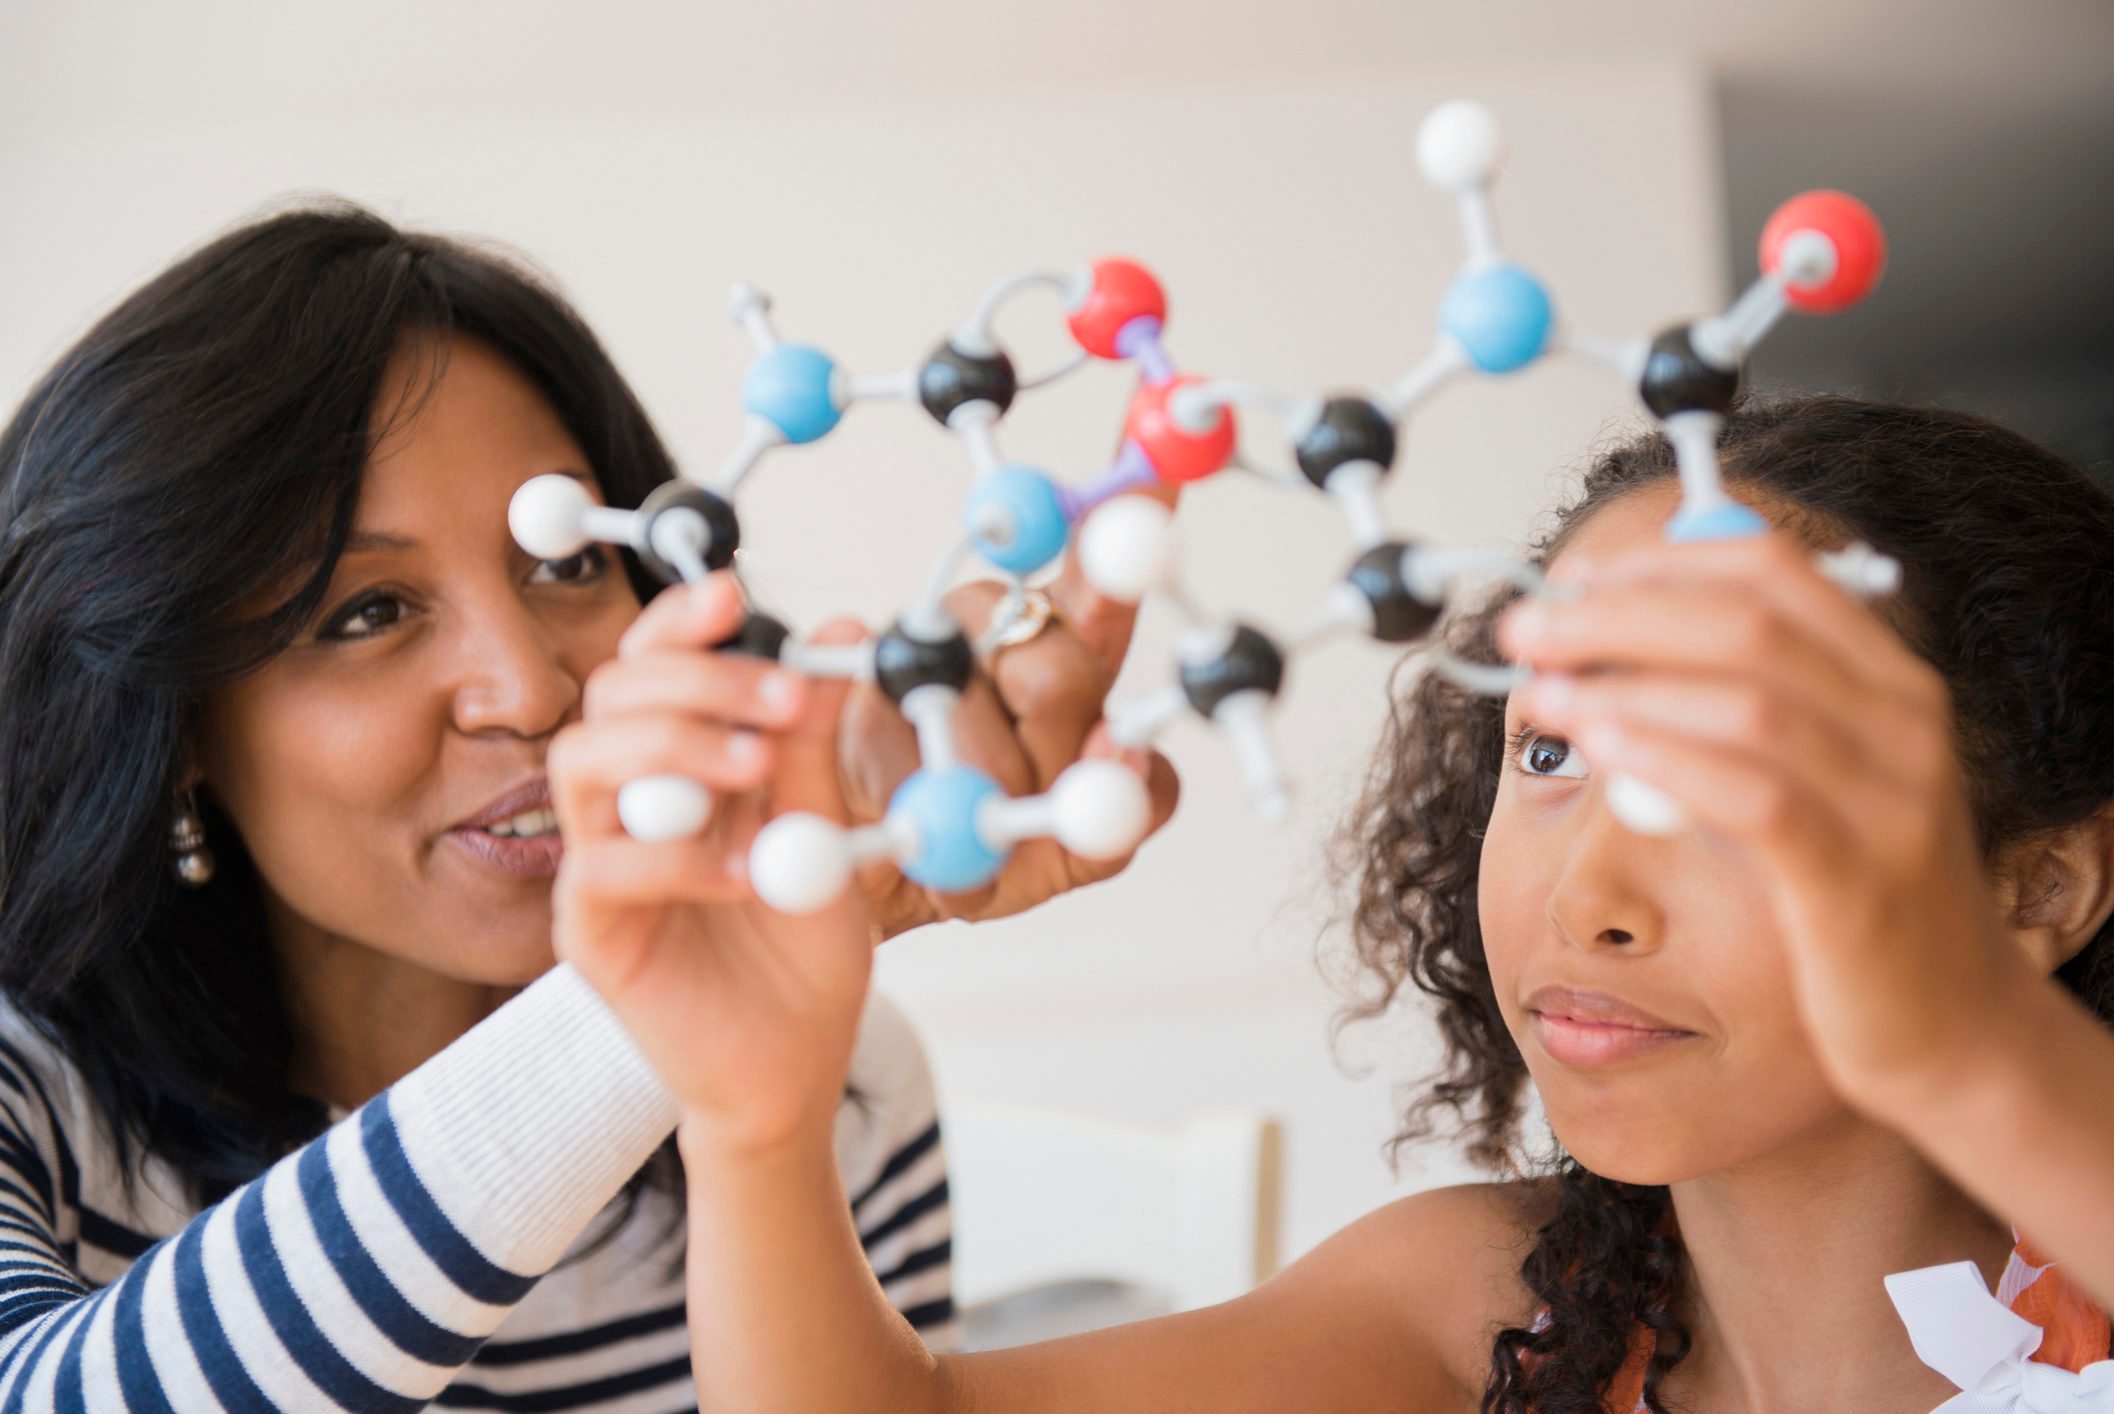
[{"left": 345, "top": 530, "right": 416, "bottom": 554}]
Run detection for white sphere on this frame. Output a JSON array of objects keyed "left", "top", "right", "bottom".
[
  {"left": 1050, "top": 760, "right": 1153, "bottom": 858},
  {"left": 509, "top": 474, "right": 594, "bottom": 560},
  {"left": 1079, "top": 497, "right": 1175, "bottom": 602},
  {"left": 1776, "top": 229, "right": 1840, "bottom": 291},
  {"left": 750, "top": 813, "right": 855, "bottom": 914},
  {"left": 1606, "top": 773, "right": 1686, "bottom": 837},
  {"left": 1416, "top": 100, "right": 1505, "bottom": 193},
  {"left": 617, "top": 775, "right": 713, "bottom": 843}
]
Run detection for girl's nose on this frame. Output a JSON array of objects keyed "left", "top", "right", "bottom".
[{"left": 1546, "top": 789, "right": 1666, "bottom": 953}]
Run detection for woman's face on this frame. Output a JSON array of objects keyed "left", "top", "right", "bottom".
[
  {"left": 1478, "top": 480, "right": 1851, "bottom": 1185},
  {"left": 197, "top": 334, "right": 641, "bottom": 986}
]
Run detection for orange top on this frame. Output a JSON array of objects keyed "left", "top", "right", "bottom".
[{"left": 1547, "top": 1231, "right": 2111, "bottom": 1412}]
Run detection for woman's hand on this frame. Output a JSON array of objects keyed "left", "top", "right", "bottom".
[
  {"left": 548, "top": 573, "right": 876, "bottom": 1148},
  {"left": 837, "top": 502, "right": 1182, "bottom": 939},
  {"left": 1496, "top": 531, "right": 2039, "bottom": 1113}
]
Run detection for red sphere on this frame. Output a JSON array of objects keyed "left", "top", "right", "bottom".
[
  {"left": 1759, "top": 190, "right": 1886, "bottom": 314},
  {"left": 1125, "top": 375, "right": 1236, "bottom": 485},
  {"left": 1067, "top": 258, "right": 1167, "bottom": 359}
]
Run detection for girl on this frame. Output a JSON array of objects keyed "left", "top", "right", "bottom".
[
  {"left": 0, "top": 203, "right": 1173, "bottom": 1409},
  {"left": 552, "top": 394, "right": 2114, "bottom": 1410}
]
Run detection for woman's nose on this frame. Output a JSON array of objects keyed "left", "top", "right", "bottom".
[
  {"left": 1546, "top": 787, "right": 1666, "bottom": 953},
  {"left": 448, "top": 598, "right": 583, "bottom": 740}
]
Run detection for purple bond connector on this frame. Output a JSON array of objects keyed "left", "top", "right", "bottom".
[
  {"left": 1059, "top": 438, "right": 1158, "bottom": 522},
  {"left": 1115, "top": 317, "right": 1176, "bottom": 387}
]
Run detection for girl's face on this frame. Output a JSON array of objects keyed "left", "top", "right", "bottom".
[
  {"left": 197, "top": 335, "right": 642, "bottom": 986},
  {"left": 1478, "top": 481, "right": 1850, "bottom": 1184}
]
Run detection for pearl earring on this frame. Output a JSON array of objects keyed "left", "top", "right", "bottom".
[{"left": 170, "top": 790, "right": 215, "bottom": 887}]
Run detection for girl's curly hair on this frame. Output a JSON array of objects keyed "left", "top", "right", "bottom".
[{"left": 1330, "top": 393, "right": 2114, "bottom": 1412}]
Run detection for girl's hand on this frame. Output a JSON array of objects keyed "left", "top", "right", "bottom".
[
  {"left": 548, "top": 573, "right": 874, "bottom": 1148},
  {"left": 838, "top": 496, "right": 1182, "bottom": 938},
  {"left": 1496, "top": 531, "right": 2038, "bottom": 1113}
]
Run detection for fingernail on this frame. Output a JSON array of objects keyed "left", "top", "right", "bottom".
[
  {"left": 728, "top": 731, "right": 764, "bottom": 768},
  {"left": 758, "top": 671, "right": 801, "bottom": 713}
]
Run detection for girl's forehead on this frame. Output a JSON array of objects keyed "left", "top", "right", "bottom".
[{"left": 1545, "top": 482, "right": 1685, "bottom": 575}]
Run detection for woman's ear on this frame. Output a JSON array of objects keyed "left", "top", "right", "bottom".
[{"left": 1997, "top": 809, "right": 2114, "bottom": 973}]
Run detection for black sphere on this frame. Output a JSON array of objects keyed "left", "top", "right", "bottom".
[
  {"left": 918, "top": 340, "right": 1019, "bottom": 427},
  {"left": 1179, "top": 624, "right": 1286, "bottom": 719},
  {"left": 715, "top": 611, "right": 792, "bottom": 662},
  {"left": 632, "top": 480, "right": 740, "bottom": 584},
  {"left": 874, "top": 620, "right": 975, "bottom": 707},
  {"left": 1294, "top": 395, "right": 1398, "bottom": 491},
  {"left": 1346, "top": 542, "right": 1442, "bottom": 643},
  {"left": 1638, "top": 324, "right": 1741, "bottom": 420}
]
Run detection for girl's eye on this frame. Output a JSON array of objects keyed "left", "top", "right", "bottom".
[
  {"left": 319, "top": 590, "right": 412, "bottom": 642},
  {"left": 528, "top": 546, "right": 609, "bottom": 586},
  {"left": 1511, "top": 727, "right": 1589, "bottom": 780}
]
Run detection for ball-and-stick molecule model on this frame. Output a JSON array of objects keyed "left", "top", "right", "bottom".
[
  {"left": 509, "top": 258, "right": 1230, "bottom": 908},
  {"left": 1091, "top": 99, "right": 1894, "bottom": 834},
  {"left": 509, "top": 97, "right": 1896, "bottom": 909}
]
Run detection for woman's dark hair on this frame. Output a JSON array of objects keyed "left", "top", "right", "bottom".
[
  {"left": 1332, "top": 394, "right": 2114, "bottom": 1412},
  {"left": 0, "top": 202, "right": 684, "bottom": 1223}
]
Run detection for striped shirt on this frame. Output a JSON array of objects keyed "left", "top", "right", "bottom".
[{"left": 0, "top": 963, "right": 955, "bottom": 1411}]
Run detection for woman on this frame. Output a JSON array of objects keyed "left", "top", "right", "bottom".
[
  {"left": 553, "top": 395, "right": 2114, "bottom": 1410},
  {"left": 0, "top": 203, "right": 1174, "bottom": 1409}
]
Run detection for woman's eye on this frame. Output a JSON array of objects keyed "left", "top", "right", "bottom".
[
  {"left": 1514, "top": 729, "right": 1588, "bottom": 779},
  {"left": 319, "top": 591, "right": 410, "bottom": 642},
  {"left": 528, "top": 546, "right": 608, "bottom": 585}
]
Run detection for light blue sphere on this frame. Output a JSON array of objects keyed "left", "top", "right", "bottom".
[
  {"left": 1666, "top": 500, "right": 1768, "bottom": 543},
  {"left": 965, "top": 466, "right": 1071, "bottom": 576},
  {"left": 1439, "top": 264, "right": 1554, "bottom": 374},
  {"left": 742, "top": 344, "right": 843, "bottom": 444},
  {"left": 891, "top": 766, "right": 1007, "bottom": 892}
]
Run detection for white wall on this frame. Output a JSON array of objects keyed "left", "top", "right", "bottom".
[{"left": 0, "top": 20, "right": 1727, "bottom": 1262}]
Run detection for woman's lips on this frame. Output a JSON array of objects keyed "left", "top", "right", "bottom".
[
  {"left": 446, "top": 826, "right": 563, "bottom": 880},
  {"left": 1523, "top": 985, "right": 1697, "bottom": 1068}
]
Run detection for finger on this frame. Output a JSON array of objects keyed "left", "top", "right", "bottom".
[
  {"left": 1498, "top": 580, "right": 1883, "bottom": 730},
  {"left": 948, "top": 670, "right": 1042, "bottom": 795},
  {"left": 1517, "top": 669, "right": 1907, "bottom": 800},
  {"left": 1559, "top": 532, "right": 1931, "bottom": 706},
  {"left": 1081, "top": 720, "right": 1181, "bottom": 835},
  {"left": 941, "top": 581, "right": 1118, "bottom": 791},
  {"left": 551, "top": 834, "right": 752, "bottom": 997},
  {"left": 1062, "top": 730, "right": 1182, "bottom": 885},
  {"left": 990, "top": 629, "right": 1112, "bottom": 786},
  {"left": 549, "top": 717, "right": 774, "bottom": 839},
  {"left": 1571, "top": 715, "right": 1863, "bottom": 891},
  {"left": 770, "top": 616, "right": 866, "bottom": 824},
  {"left": 584, "top": 649, "right": 807, "bottom": 730},
  {"left": 617, "top": 572, "right": 746, "bottom": 660},
  {"left": 1047, "top": 480, "right": 1182, "bottom": 680},
  {"left": 559, "top": 836, "right": 754, "bottom": 911}
]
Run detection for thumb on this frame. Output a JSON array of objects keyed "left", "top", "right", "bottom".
[{"left": 770, "top": 616, "right": 869, "bottom": 824}]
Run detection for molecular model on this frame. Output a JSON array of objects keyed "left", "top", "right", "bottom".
[{"left": 508, "top": 98, "right": 1896, "bottom": 913}]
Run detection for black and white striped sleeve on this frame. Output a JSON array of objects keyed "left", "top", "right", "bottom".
[{"left": 838, "top": 992, "right": 959, "bottom": 1354}]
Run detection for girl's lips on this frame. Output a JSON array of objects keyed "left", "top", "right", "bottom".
[
  {"left": 1529, "top": 1010, "right": 1697, "bottom": 1068},
  {"left": 1522, "top": 986, "right": 1699, "bottom": 1068},
  {"left": 446, "top": 826, "right": 563, "bottom": 880}
]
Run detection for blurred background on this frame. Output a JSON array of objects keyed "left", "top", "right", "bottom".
[{"left": 5, "top": 0, "right": 2110, "bottom": 1322}]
